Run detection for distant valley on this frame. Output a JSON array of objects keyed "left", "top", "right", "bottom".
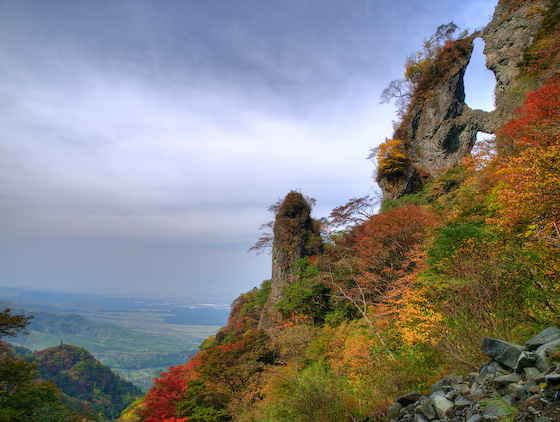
[{"left": 0, "top": 287, "right": 230, "bottom": 391}]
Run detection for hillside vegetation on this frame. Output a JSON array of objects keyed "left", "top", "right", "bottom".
[
  {"left": 30, "top": 344, "right": 143, "bottom": 421},
  {"left": 135, "top": 1, "right": 560, "bottom": 421},
  {"left": 1, "top": 300, "right": 215, "bottom": 391}
]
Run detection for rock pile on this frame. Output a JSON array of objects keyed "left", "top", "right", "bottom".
[{"left": 387, "top": 327, "right": 560, "bottom": 422}]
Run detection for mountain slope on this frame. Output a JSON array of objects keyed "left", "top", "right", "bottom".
[{"left": 30, "top": 344, "right": 143, "bottom": 420}]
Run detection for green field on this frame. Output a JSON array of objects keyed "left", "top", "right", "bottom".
[{"left": 3, "top": 298, "right": 225, "bottom": 391}]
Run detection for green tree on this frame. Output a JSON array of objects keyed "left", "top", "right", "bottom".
[
  {"left": 0, "top": 310, "right": 79, "bottom": 422},
  {"left": 0, "top": 309, "right": 33, "bottom": 338}
]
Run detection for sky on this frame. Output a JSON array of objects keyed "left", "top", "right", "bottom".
[{"left": 0, "top": 0, "right": 498, "bottom": 302}]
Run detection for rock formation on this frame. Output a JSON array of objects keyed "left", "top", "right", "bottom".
[
  {"left": 482, "top": 0, "right": 549, "bottom": 125},
  {"left": 258, "top": 191, "right": 320, "bottom": 330},
  {"left": 379, "top": 0, "right": 548, "bottom": 200}
]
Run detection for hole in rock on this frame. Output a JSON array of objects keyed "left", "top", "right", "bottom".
[
  {"left": 464, "top": 38, "right": 496, "bottom": 112},
  {"left": 471, "top": 131, "right": 496, "bottom": 169}
]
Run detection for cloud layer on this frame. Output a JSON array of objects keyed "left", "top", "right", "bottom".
[{"left": 0, "top": 0, "right": 498, "bottom": 300}]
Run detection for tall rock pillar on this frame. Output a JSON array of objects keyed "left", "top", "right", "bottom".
[{"left": 258, "top": 191, "right": 316, "bottom": 330}]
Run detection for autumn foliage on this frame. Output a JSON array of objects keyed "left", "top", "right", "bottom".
[
  {"left": 376, "top": 138, "right": 411, "bottom": 183},
  {"left": 139, "top": 12, "right": 560, "bottom": 422},
  {"left": 493, "top": 75, "right": 560, "bottom": 244}
]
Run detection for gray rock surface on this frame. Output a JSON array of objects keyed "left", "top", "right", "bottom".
[
  {"left": 482, "top": 337, "right": 524, "bottom": 369},
  {"left": 481, "top": 0, "right": 547, "bottom": 126},
  {"left": 516, "top": 351, "right": 539, "bottom": 372},
  {"left": 430, "top": 392, "right": 455, "bottom": 419},
  {"left": 387, "top": 401, "right": 403, "bottom": 421},
  {"left": 526, "top": 327, "right": 560, "bottom": 351},
  {"left": 379, "top": 0, "right": 547, "bottom": 201},
  {"left": 258, "top": 192, "right": 315, "bottom": 330}
]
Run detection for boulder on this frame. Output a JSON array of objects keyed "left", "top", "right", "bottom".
[
  {"left": 534, "top": 338, "right": 560, "bottom": 372},
  {"left": 414, "top": 412, "right": 429, "bottom": 422},
  {"left": 493, "top": 373, "right": 522, "bottom": 387},
  {"left": 430, "top": 392, "right": 454, "bottom": 419},
  {"left": 417, "top": 398, "right": 437, "bottom": 421},
  {"left": 481, "top": 337, "right": 524, "bottom": 369},
  {"left": 515, "top": 351, "right": 539, "bottom": 373},
  {"left": 396, "top": 391, "right": 422, "bottom": 406},
  {"left": 544, "top": 373, "right": 560, "bottom": 385},
  {"left": 507, "top": 383, "right": 527, "bottom": 399},
  {"left": 483, "top": 395, "right": 514, "bottom": 418},
  {"left": 387, "top": 401, "right": 403, "bottom": 421},
  {"left": 525, "top": 327, "right": 560, "bottom": 351},
  {"left": 523, "top": 366, "right": 542, "bottom": 381},
  {"left": 429, "top": 374, "right": 461, "bottom": 395}
]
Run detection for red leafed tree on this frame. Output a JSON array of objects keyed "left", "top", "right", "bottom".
[
  {"left": 323, "top": 204, "right": 436, "bottom": 360},
  {"left": 494, "top": 75, "right": 560, "bottom": 245},
  {"left": 141, "top": 355, "right": 201, "bottom": 422},
  {"left": 328, "top": 195, "right": 379, "bottom": 229},
  {"left": 353, "top": 204, "right": 436, "bottom": 297}
]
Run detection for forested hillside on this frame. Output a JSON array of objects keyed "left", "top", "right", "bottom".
[
  {"left": 30, "top": 344, "right": 142, "bottom": 420},
  {"left": 134, "top": 0, "right": 560, "bottom": 421},
  {"left": 0, "top": 314, "right": 143, "bottom": 421}
]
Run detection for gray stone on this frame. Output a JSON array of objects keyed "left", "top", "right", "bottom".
[
  {"left": 536, "top": 355, "right": 551, "bottom": 372},
  {"left": 430, "top": 374, "right": 461, "bottom": 395},
  {"left": 397, "top": 391, "right": 422, "bottom": 406},
  {"left": 545, "top": 373, "right": 560, "bottom": 384},
  {"left": 528, "top": 405, "right": 539, "bottom": 414},
  {"left": 484, "top": 395, "right": 514, "bottom": 418},
  {"left": 507, "top": 383, "right": 526, "bottom": 399},
  {"left": 466, "top": 415, "right": 482, "bottom": 422},
  {"left": 386, "top": 401, "right": 402, "bottom": 421},
  {"left": 414, "top": 412, "right": 429, "bottom": 422},
  {"left": 418, "top": 398, "right": 437, "bottom": 421},
  {"left": 478, "top": 361, "right": 509, "bottom": 381},
  {"left": 534, "top": 338, "right": 560, "bottom": 371},
  {"left": 515, "top": 351, "right": 539, "bottom": 373},
  {"left": 523, "top": 366, "right": 542, "bottom": 381},
  {"left": 430, "top": 392, "right": 455, "bottom": 419},
  {"left": 525, "top": 327, "right": 560, "bottom": 351},
  {"left": 457, "top": 383, "right": 471, "bottom": 395},
  {"left": 445, "top": 390, "right": 458, "bottom": 401},
  {"left": 535, "top": 338, "right": 560, "bottom": 358},
  {"left": 470, "top": 383, "right": 485, "bottom": 398},
  {"left": 535, "top": 417, "right": 553, "bottom": 422},
  {"left": 526, "top": 381, "right": 540, "bottom": 394},
  {"left": 492, "top": 372, "right": 522, "bottom": 386},
  {"left": 454, "top": 397, "right": 472, "bottom": 409},
  {"left": 481, "top": 337, "right": 524, "bottom": 369}
]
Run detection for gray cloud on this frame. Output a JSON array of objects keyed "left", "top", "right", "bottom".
[{"left": 0, "top": 0, "right": 498, "bottom": 301}]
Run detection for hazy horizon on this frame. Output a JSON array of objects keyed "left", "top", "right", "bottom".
[{"left": 0, "top": 0, "right": 498, "bottom": 301}]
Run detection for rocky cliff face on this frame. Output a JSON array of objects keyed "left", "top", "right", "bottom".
[
  {"left": 483, "top": 0, "right": 548, "bottom": 125},
  {"left": 379, "top": 0, "right": 548, "bottom": 200},
  {"left": 258, "top": 191, "right": 317, "bottom": 330}
]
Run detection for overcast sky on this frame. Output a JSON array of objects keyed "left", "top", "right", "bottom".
[{"left": 0, "top": 0, "right": 498, "bottom": 302}]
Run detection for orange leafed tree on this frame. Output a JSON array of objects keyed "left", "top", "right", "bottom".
[
  {"left": 493, "top": 75, "right": 560, "bottom": 246},
  {"left": 322, "top": 204, "right": 436, "bottom": 360}
]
